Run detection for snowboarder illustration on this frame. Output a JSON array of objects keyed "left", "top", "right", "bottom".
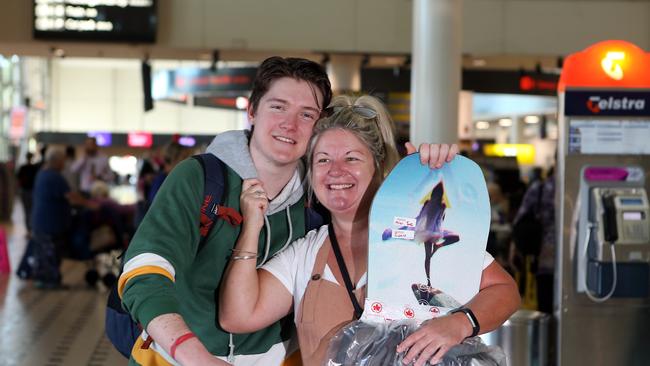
[{"left": 382, "top": 181, "right": 462, "bottom": 307}]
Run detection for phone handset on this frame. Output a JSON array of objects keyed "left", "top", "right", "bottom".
[
  {"left": 601, "top": 193, "right": 619, "bottom": 244},
  {"left": 580, "top": 189, "right": 618, "bottom": 302}
]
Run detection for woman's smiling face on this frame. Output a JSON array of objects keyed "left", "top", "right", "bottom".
[{"left": 311, "top": 128, "right": 378, "bottom": 218}]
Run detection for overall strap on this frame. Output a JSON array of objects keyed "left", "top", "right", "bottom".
[{"left": 328, "top": 225, "right": 363, "bottom": 319}]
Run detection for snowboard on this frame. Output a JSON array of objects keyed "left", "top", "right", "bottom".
[{"left": 362, "top": 154, "right": 491, "bottom": 323}]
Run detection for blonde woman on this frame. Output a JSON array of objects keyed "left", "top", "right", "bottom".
[{"left": 219, "top": 95, "right": 519, "bottom": 366}]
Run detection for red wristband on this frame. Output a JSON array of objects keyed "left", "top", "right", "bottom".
[{"left": 170, "top": 332, "right": 197, "bottom": 360}]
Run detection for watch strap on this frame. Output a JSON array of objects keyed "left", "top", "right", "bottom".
[{"left": 450, "top": 307, "right": 480, "bottom": 338}]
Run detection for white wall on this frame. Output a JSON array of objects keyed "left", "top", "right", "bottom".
[
  {"left": 1, "top": 0, "right": 648, "bottom": 58},
  {"left": 154, "top": 0, "right": 650, "bottom": 55},
  {"left": 161, "top": 0, "right": 650, "bottom": 56},
  {"left": 46, "top": 58, "right": 245, "bottom": 134}
]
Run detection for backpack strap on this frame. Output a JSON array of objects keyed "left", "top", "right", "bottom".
[{"left": 192, "top": 154, "right": 242, "bottom": 252}]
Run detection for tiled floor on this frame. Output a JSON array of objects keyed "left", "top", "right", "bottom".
[{"left": 0, "top": 201, "right": 127, "bottom": 366}]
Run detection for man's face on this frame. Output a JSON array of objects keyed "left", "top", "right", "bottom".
[
  {"left": 85, "top": 138, "right": 98, "bottom": 156},
  {"left": 248, "top": 77, "right": 323, "bottom": 168}
]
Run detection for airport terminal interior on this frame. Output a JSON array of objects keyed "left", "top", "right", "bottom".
[{"left": 1, "top": 1, "right": 649, "bottom": 365}]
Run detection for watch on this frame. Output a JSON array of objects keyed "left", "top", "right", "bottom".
[{"left": 450, "top": 307, "right": 480, "bottom": 338}]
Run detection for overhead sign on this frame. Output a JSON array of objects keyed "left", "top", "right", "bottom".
[
  {"left": 33, "top": 0, "right": 157, "bottom": 43},
  {"left": 153, "top": 67, "right": 256, "bottom": 104},
  {"left": 87, "top": 131, "right": 112, "bottom": 147},
  {"left": 565, "top": 90, "right": 650, "bottom": 116},
  {"left": 483, "top": 143, "right": 536, "bottom": 165},
  {"left": 9, "top": 107, "right": 27, "bottom": 142},
  {"left": 127, "top": 132, "right": 152, "bottom": 148},
  {"left": 171, "top": 67, "right": 256, "bottom": 94},
  {"left": 361, "top": 68, "right": 559, "bottom": 96}
]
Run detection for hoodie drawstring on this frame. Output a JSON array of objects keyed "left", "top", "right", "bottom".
[
  {"left": 277, "top": 206, "right": 294, "bottom": 256},
  {"left": 228, "top": 333, "right": 235, "bottom": 363},
  {"left": 257, "top": 206, "right": 293, "bottom": 268},
  {"left": 258, "top": 216, "right": 272, "bottom": 268}
]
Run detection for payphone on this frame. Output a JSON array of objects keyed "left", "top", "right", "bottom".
[
  {"left": 575, "top": 166, "right": 650, "bottom": 301},
  {"left": 556, "top": 40, "right": 650, "bottom": 366}
]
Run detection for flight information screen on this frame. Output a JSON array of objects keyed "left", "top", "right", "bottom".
[{"left": 33, "top": 0, "right": 157, "bottom": 43}]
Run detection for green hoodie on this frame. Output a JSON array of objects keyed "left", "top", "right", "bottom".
[{"left": 120, "top": 130, "right": 310, "bottom": 364}]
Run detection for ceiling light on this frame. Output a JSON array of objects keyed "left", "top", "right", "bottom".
[
  {"left": 475, "top": 121, "right": 490, "bottom": 130},
  {"left": 498, "top": 118, "right": 512, "bottom": 127},
  {"left": 524, "top": 115, "right": 540, "bottom": 124},
  {"left": 472, "top": 59, "right": 487, "bottom": 67}
]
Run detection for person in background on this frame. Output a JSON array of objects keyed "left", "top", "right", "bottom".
[
  {"left": 15, "top": 151, "right": 39, "bottom": 231},
  {"left": 486, "top": 181, "right": 511, "bottom": 266},
  {"left": 219, "top": 95, "right": 520, "bottom": 366},
  {"left": 69, "top": 180, "right": 136, "bottom": 260},
  {"left": 30, "top": 148, "right": 76, "bottom": 289},
  {"left": 71, "top": 137, "right": 114, "bottom": 195},
  {"left": 511, "top": 167, "right": 556, "bottom": 313},
  {"left": 133, "top": 158, "right": 156, "bottom": 228},
  {"left": 147, "top": 141, "right": 191, "bottom": 203},
  {"left": 62, "top": 145, "right": 79, "bottom": 191}
]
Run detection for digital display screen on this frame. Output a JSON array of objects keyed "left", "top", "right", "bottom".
[
  {"left": 87, "top": 131, "right": 112, "bottom": 146},
  {"left": 623, "top": 212, "right": 644, "bottom": 221},
  {"left": 128, "top": 132, "right": 152, "bottom": 147},
  {"left": 33, "top": 0, "right": 157, "bottom": 43},
  {"left": 177, "top": 136, "right": 196, "bottom": 147},
  {"left": 620, "top": 198, "right": 643, "bottom": 205}
]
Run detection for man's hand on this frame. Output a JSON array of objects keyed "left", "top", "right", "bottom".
[{"left": 240, "top": 179, "right": 269, "bottom": 231}]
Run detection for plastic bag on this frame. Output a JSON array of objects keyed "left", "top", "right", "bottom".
[{"left": 324, "top": 320, "right": 506, "bottom": 366}]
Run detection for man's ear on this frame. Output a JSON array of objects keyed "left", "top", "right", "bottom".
[{"left": 247, "top": 104, "right": 255, "bottom": 125}]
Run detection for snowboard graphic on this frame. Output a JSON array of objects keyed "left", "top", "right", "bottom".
[{"left": 363, "top": 154, "right": 491, "bottom": 323}]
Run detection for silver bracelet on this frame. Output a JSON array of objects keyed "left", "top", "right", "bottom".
[{"left": 231, "top": 254, "right": 258, "bottom": 260}]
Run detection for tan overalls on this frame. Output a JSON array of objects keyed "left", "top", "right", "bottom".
[{"left": 295, "top": 239, "right": 366, "bottom": 365}]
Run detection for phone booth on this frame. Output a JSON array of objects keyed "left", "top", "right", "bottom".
[{"left": 556, "top": 40, "right": 650, "bottom": 365}]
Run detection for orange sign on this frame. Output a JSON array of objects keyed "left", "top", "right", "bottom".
[{"left": 558, "top": 40, "right": 650, "bottom": 91}]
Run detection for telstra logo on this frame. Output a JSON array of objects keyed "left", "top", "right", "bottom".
[
  {"left": 586, "top": 96, "right": 646, "bottom": 113},
  {"left": 601, "top": 52, "right": 625, "bottom": 81}
]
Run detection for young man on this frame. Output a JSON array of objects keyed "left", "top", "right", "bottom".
[{"left": 118, "top": 57, "right": 333, "bottom": 365}]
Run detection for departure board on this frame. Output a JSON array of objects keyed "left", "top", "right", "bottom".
[{"left": 33, "top": 0, "right": 157, "bottom": 43}]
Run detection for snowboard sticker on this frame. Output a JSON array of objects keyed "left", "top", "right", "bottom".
[{"left": 363, "top": 154, "right": 490, "bottom": 323}]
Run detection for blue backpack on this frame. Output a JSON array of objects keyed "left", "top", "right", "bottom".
[{"left": 105, "top": 154, "right": 324, "bottom": 358}]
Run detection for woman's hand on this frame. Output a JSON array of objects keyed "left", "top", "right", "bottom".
[
  {"left": 405, "top": 142, "right": 459, "bottom": 169},
  {"left": 240, "top": 179, "right": 269, "bottom": 231},
  {"left": 396, "top": 312, "right": 471, "bottom": 366}
]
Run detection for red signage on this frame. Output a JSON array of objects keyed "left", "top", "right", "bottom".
[
  {"left": 9, "top": 106, "right": 26, "bottom": 141},
  {"left": 128, "top": 132, "right": 153, "bottom": 148},
  {"left": 519, "top": 75, "right": 558, "bottom": 92}
]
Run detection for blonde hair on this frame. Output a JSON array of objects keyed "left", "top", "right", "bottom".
[{"left": 307, "top": 95, "right": 399, "bottom": 179}]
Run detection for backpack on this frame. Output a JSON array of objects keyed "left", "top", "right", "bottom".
[
  {"left": 105, "top": 153, "right": 325, "bottom": 358},
  {"left": 511, "top": 181, "right": 545, "bottom": 257}
]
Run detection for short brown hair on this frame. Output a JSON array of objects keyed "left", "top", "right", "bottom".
[{"left": 249, "top": 57, "right": 332, "bottom": 116}]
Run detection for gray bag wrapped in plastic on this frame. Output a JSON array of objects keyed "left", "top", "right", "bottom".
[{"left": 324, "top": 320, "right": 506, "bottom": 366}]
